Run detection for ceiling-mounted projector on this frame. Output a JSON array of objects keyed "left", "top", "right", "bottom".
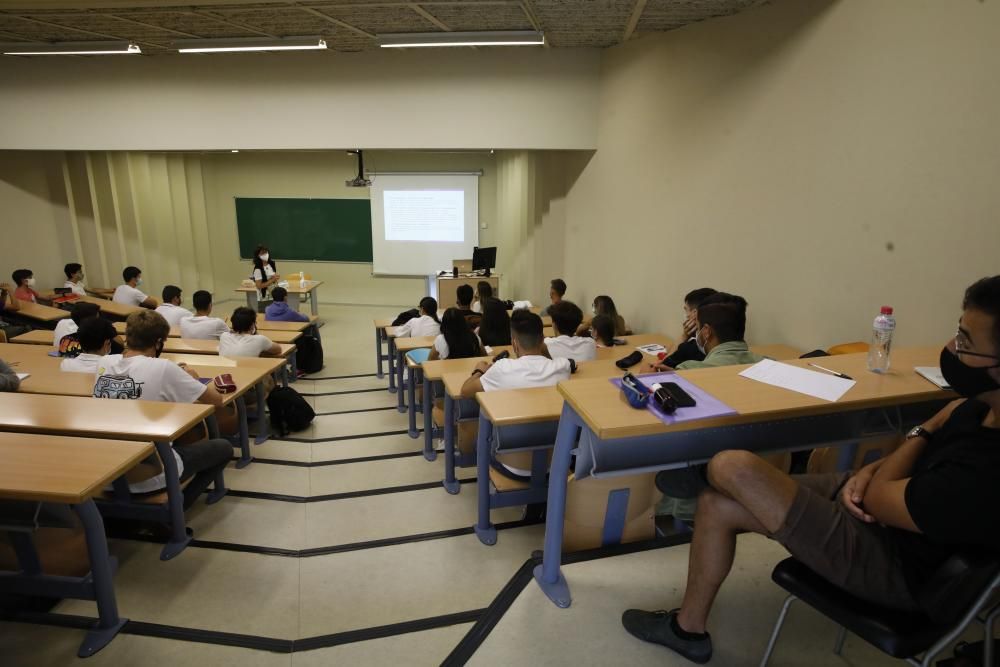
[{"left": 346, "top": 149, "right": 372, "bottom": 187}]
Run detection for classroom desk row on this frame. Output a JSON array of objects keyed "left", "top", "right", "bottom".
[
  {"left": 13, "top": 325, "right": 302, "bottom": 345},
  {"left": 235, "top": 279, "right": 323, "bottom": 317},
  {"left": 0, "top": 342, "right": 282, "bottom": 468}
]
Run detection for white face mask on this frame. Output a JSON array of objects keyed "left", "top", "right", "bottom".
[
  {"left": 694, "top": 326, "right": 707, "bottom": 355},
  {"left": 592, "top": 307, "right": 598, "bottom": 316},
  {"left": 136, "top": 278, "right": 143, "bottom": 287},
  {"left": 25, "top": 278, "right": 36, "bottom": 287},
  {"left": 260, "top": 253, "right": 269, "bottom": 263}
]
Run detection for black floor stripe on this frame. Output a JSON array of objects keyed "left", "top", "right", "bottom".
[
  {"left": 187, "top": 517, "right": 544, "bottom": 557},
  {"left": 0, "top": 608, "right": 483, "bottom": 654},
  {"left": 231, "top": 449, "right": 445, "bottom": 467},
  {"left": 278, "top": 429, "right": 417, "bottom": 443},
  {"left": 226, "top": 478, "right": 474, "bottom": 503},
  {"left": 314, "top": 406, "right": 397, "bottom": 416},
  {"left": 442, "top": 533, "right": 694, "bottom": 666},
  {"left": 302, "top": 372, "right": 378, "bottom": 381},
  {"left": 296, "top": 387, "right": 387, "bottom": 397}
]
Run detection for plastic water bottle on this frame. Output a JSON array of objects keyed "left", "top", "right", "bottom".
[
  {"left": 299, "top": 271, "right": 305, "bottom": 283},
  {"left": 867, "top": 306, "right": 895, "bottom": 373}
]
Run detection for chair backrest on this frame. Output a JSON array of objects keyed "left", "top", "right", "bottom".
[
  {"left": 827, "top": 341, "right": 869, "bottom": 355},
  {"left": 917, "top": 552, "right": 1000, "bottom": 626}
]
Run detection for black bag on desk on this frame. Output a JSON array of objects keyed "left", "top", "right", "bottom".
[
  {"left": 392, "top": 309, "right": 419, "bottom": 327},
  {"left": 267, "top": 387, "right": 315, "bottom": 436},
  {"left": 296, "top": 332, "right": 324, "bottom": 374}
]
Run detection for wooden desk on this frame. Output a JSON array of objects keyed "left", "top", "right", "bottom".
[
  {"left": 751, "top": 343, "right": 804, "bottom": 360},
  {"left": 253, "top": 313, "right": 318, "bottom": 332},
  {"left": 76, "top": 294, "right": 143, "bottom": 320},
  {"left": 85, "top": 287, "right": 116, "bottom": 299},
  {"left": 236, "top": 279, "right": 323, "bottom": 317},
  {"left": 0, "top": 431, "right": 153, "bottom": 657},
  {"left": 593, "top": 333, "right": 675, "bottom": 363},
  {"left": 113, "top": 321, "right": 179, "bottom": 338},
  {"left": 114, "top": 321, "right": 301, "bottom": 344},
  {"left": 5, "top": 301, "right": 69, "bottom": 328},
  {"left": 161, "top": 338, "right": 296, "bottom": 359},
  {"left": 533, "top": 348, "right": 954, "bottom": 607}
]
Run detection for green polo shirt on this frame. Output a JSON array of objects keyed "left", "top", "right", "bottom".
[{"left": 659, "top": 340, "right": 766, "bottom": 521}]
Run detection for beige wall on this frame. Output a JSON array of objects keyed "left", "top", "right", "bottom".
[
  {"left": 564, "top": 0, "right": 1000, "bottom": 350},
  {"left": 0, "top": 49, "right": 599, "bottom": 151}
]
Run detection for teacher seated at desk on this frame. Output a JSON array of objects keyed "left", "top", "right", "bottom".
[{"left": 251, "top": 244, "right": 280, "bottom": 301}]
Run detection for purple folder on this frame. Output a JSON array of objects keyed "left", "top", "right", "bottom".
[{"left": 610, "top": 372, "right": 737, "bottom": 426}]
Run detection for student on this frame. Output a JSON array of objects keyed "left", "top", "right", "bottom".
[
  {"left": 180, "top": 290, "right": 230, "bottom": 340},
  {"left": 63, "top": 262, "right": 87, "bottom": 296},
  {"left": 155, "top": 285, "right": 191, "bottom": 327},
  {"left": 455, "top": 284, "right": 482, "bottom": 329},
  {"left": 429, "top": 308, "right": 483, "bottom": 361},
  {"left": 622, "top": 277, "right": 1000, "bottom": 664},
  {"left": 544, "top": 300, "right": 596, "bottom": 362},
  {"left": 0, "top": 358, "right": 19, "bottom": 392},
  {"left": 579, "top": 295, "right": 629, "bottom": 337},
  {"left": 11, "top": 269, "right": 52, "bottom": 305},
  {"left": 591, "top": 314, "right": 617, "bottom": 348},
  {"left": 461, "top": 310, "right": 573, "bottom": 479},
  {"left": 539, "top": 278, "right": 566, "bottom": 317},
  {"left": 394, "top": 297, "right": 441, "bottom": 338},
  {"left": 659, "top": 288, "right": 718, "bottom": 369},
  {"left": 53, "top": 301, "right": 101, "bottom": 351},
  {"left": 113, "top": 266, "right": 157, "bottom": 309},
  {"left": 0, "top": 282, "right": 29, "bottom": 340},
  {"left": 94, "top": 310, "right": 233, "bottom": 506},
  {"left": 220, "top": 307, "right": 282, "bottom": 358},
  {"left": 251, "top": 244, "right": 280, "bottom": 300},
  {"left": 265, "top": 286, "right": 309, "bottom": 322},
  {"left": 60, "top": 316, "right": 117, "bottom": 373},
  {"left": 477, "top": 298, "right": 512, "bottom": 347},
  {"left": 471, "top": 281, "right": 494, "bottom": 314}
]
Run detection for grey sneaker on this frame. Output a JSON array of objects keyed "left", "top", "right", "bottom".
[{"left": 621, "top": 608, "right": 713, "bottom": 664}]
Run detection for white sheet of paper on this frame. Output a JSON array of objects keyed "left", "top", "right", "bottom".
[
  {"left": 739, "top": 359, "right": 855, "bottom": 402},
  {"left": 16, "top": 373, "right": 29, "bottom": 381},
  {"left": 636, "top": 344, "right": 666, "bottom": 355},
  {"left": 914, "top": 366, "right": 950, "bottom": 389}
]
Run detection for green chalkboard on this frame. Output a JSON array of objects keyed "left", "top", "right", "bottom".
[{"left": 235, "top": 197, "right": 373, "bottom": 262}]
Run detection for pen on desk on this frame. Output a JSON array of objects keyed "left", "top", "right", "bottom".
[{"left": 808, "top": 363, "right": 853, "bottom": 381}]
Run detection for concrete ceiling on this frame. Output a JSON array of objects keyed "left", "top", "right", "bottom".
[{"left": 0, "top": 0, "right": 765, "bottom": 53}]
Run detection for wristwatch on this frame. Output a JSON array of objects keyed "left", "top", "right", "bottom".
[
  {"left": 906, "top": 425, "right": 933, "bottom": 441},
  {"left": 471, "top": 368, "right": 484, "bottom": 377}
]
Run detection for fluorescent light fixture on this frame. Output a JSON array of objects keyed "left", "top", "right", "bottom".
[
  {"left": 175, "top": 37, "right": 326, "bottom": 53},
  {"left": 2, "top": 41, "right": 140, "bottom": 56},
  {"left": 378, "top": 31, "right": 544, "bottom": 48}
]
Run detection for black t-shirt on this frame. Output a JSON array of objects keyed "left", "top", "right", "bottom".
[
  {"left": 663, "top": 337, "right": 706, "bottom": 368},
  {"left": 893, "top": 399, "right": 1000, "bottom": 594}
]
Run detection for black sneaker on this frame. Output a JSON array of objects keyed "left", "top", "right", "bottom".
[
  {"left": 655, "top": 465, "right": 709, "bottom": 499},
  {"left": 621, "top": 608, "right": 713, "bottom": 664}
]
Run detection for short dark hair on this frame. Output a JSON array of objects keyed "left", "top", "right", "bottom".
[
  {"left": 456, "top": 284, "right": 474, "bottom": 307},
  {"left": 162, "top": 285, "right": 181, "bottom": 303},
  {"left": 69, "top": 301, "right": 101, "bottom": 325},
  {"left": 550, "top": 279, "right": 567, "bottom": 297},
  {"left": 12, "top": 269, "right": 32, "bottom": 286},
  {"left": 122, "top": 266, "right": 141, "bottom": 283},
  {"left": 963, "top": 275, "right": 1000, "bottom": 351},
  {"left": 271, "top": 286, "right": 288, "bottom": 302},
  {"left": 125, "top": 310, "right": 169, "bottom": 350},
  {"left": 510, "top": 309, "right": 544, "bottom": 349},
  {"left": 477, "top": 281, "right": 493, "bottom": 300},
  {"left": 548, "top": 300, "right": 584, "bottom": 336},
  {"left": 192, "top": 290, "right": 212, "bottom": 311},
  {"left": 64, "top": 263, "right": 82, "bottom": 279},
  {"left": 77, "top": 316, "right": 117, "bottom": 353},
  {"left": 230, "top": 307, "right": 257, "bottom": 333},
  {"left": 697, "top": 292, "right": 749, "bottom": 343},
  {"left": 684, "top": 288, "right": 718, "bottom": 308}
]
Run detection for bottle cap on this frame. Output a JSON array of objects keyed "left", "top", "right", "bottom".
[{"left": 880, "top": 306, "right": 893, "bottom": 315}]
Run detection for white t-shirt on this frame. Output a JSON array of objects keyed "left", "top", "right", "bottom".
[
  {"left": 60, "top": 353, "right": 102, "bottom": 373},
  {"left": 544, "top": 335, "right": 597, "bottom": 362},
  {"left": 53, "top": 318, "right": 79, "bottom": 350},
  {"left": 180, "top": 315, "right": 230, "bottom": 340},
  {"left": 155, "top": 303, "right": 192, "bottom": 327},
  {"left": 395, "top": 314, "right": 441, "bottom": 338},
  {"left": 252, "top": 264, "right": 276, "bottom": 296},
  {"left": 220, "top": 332, "right": 274, "bottom": 358},
  {"left": 113, "top": 284, "right": 147, "bottom": 307},
  {"left": 64, "top": 280, "right": 87, "bottom": 297},
  {"left": 472, "top": 300, "right": 483, "bottom": 314},
  {"left": 94, "top": 354, "right": 208, "bottom": 493}
]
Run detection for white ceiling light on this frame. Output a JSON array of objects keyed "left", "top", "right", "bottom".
[
  {"left": 175, "top": 37, "right": 327, "bottom": 53},
  {"left": 2, "top": 41, "right": 140, "bottom": 56},
  {"left": 378, "top": 31, "right": 545, "bottom": 48}
]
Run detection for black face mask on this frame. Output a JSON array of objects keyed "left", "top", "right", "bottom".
[{"left": 939, "top": 347, "right": 1000, "bottom": 398}]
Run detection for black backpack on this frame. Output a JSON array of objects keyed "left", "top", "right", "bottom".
[
  {"left": 296, "top": 332, "right": 324, "bottom": 375},
  {"left": 392, "top": 309, "right": 419, "bottom": 327},
  {"left": 266, "top": 387, "right": 315, "bottom": 436}
]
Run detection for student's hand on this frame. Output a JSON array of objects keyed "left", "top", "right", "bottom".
[
  {"left": 682, "top": 317, "right": 696, "bottom": 339},
  {"left": 474, "top": 360, "right": 491, "bottom": 375},
  {"left": 0, "top": 282, "right": 11, "bottom": 293},
  {"left": 648, "top": 362, "right": 673, "bottom": 372},
  {"left": 840, "top": 471, "right": 876, "bottom": 523},
  {"left": 183, "top": 366, "right": 201, "bottom": 380}
]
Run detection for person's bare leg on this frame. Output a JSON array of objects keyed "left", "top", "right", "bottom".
[{"left": 675, "top": 450, "right": 800, "bottom": 634}]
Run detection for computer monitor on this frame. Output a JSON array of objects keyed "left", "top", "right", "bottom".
[{"left": 472, "top": 246, "right": 497, "bottom": 277}]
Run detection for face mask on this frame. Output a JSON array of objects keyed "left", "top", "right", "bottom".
[
  {"left": 25, "top": 278, "right": 36, "bottom": 287},
  {"left": 136, "top": 278, "right": 143, "bottom": 287},
  {"left": 260, "top": 254, "right": 269, "bottom": 263},
  {"left": 939, "top": 347, "right": 1000, "bottom": 398},
  {"left": 694, "top": 327, "right": 707, "bottom": 355},
  {"left": 592, "top": 307, "right": 598, "bottom": 316}
]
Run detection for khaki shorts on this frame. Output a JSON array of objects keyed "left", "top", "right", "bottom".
[{"left": 771, "top": 473, "right": 918, "bottom": 611}]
